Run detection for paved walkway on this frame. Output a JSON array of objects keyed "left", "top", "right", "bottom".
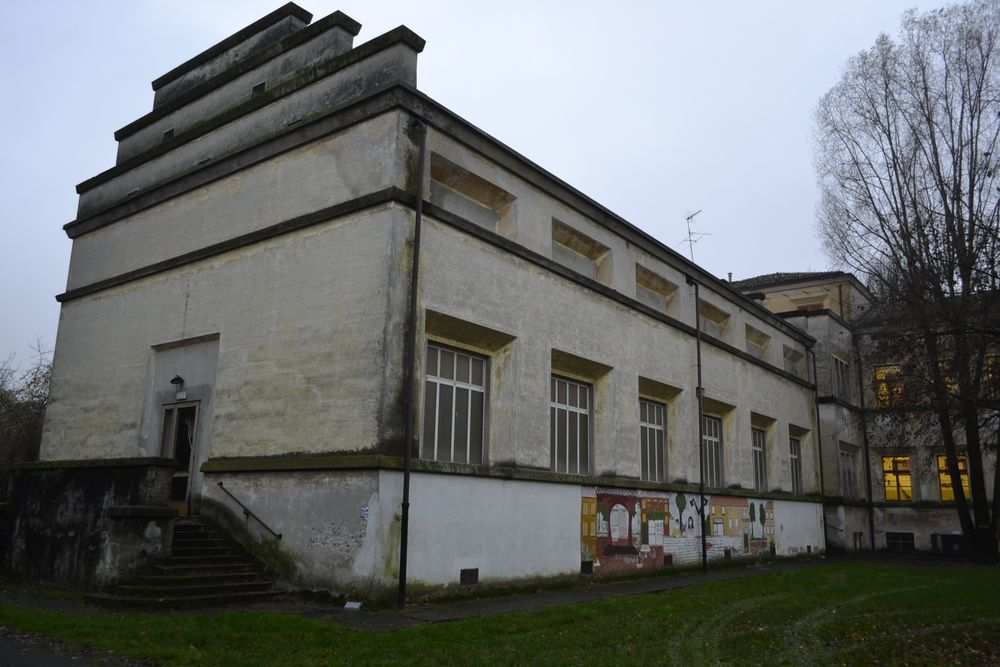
[{"left": 311, "top": 557, "right": 829, "bottom": 630}]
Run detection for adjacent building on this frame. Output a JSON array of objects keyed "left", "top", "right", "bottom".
[{"left": 733, "top": 271, "right": 998, "bottom": 554}]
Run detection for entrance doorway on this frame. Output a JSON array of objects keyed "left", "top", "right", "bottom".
[{"left": 160, "top": 402, "right": 199, "bottom": 515}]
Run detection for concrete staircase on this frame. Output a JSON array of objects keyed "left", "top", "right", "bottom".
[{"left": 87, "top": 517, "right": 280, "bottom": 608}]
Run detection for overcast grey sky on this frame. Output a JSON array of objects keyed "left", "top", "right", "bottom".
[{"left": 0, "top": 0, "right": 943, "bottom": 365}]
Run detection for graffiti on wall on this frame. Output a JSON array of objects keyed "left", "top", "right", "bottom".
[{"left": 581, "top": 491, "right": 776, "bottom": 575}]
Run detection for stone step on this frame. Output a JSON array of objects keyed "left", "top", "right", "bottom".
[
  {"left": 163, "top": 553, "right": 252, "bottom": 564},
  {"left": 115, "top": 580, "right": 275, "bottom": 597},
  {"left": 86, "top": 589, "right": 283, "bottom": 609},
  {"left": 151, "top": 561, "right": 259, "bottom": 574},
  {"left": 133, "top": 572, "right": 263, "bottom": 586},
  {"left": 171, "top": 546, "right": 234, "bottom": 557},
  {"left": 99, "top": 517, "right": 279, "bottom": 608},
  {"left": 172, "top": 537, "right": 228, "bottom": 548}
]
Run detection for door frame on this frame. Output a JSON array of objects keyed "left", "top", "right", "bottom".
[{"left": 160, "top": 400, "right": 200, "bottom": 515}]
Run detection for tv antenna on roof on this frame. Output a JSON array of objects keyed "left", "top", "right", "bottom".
[{"left": 682, "top": 209, "right": 709, "bottom": 262}]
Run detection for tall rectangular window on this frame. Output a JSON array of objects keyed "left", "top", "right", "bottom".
[
  {"left": 874, "top": 365, "right": 904, "bottom": 408},
  {"left": 702, "top": 415, "right": 723, "bottom": 488},
  {"left": 640, "top": 399, "right": 666, "bottom": 482},
  {"left": 752, "top": 428, "right": 768, "bottom": 492},
  {"left": 422, "top": 344, "right": 486, "bottom": 464},
  {"left": 790, "top": 437, "right": 803, "bottom": 494},
  {"left": 937, "top": 455, "right": 970, "bottom": 502},
  {"left": 550, "top": 376, "right": 591, "bottom": 474},
  {"left": 882, "top": 456, "right": 912, "bottom": 501},
  {"left": 839, "top": 445, "right": 858, "bottom": 498},
  {"left": 833, "top": 355, "right": 850, "bottom": 401}
]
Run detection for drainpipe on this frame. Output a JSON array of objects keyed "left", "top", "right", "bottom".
[
  {"left": 810, "top": 346, "right": 829, "bottom": 552},
  {"left": 397, "top": 122, "right": 428, "bottom": 608},
  {"left": 852, "top": 334, "right": 877, "bottom": 551},
  {"left": 686, "top": 275, "right": 708, "bottom": 573}
]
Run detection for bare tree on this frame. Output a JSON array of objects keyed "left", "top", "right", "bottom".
[
  {"left": 0, "top": 343, "right": 52, "bottom": 465},
  {"left": 817, "top": 1, "right": 1000, "bottom": 560}
]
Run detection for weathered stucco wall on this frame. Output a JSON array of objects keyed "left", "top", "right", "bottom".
[
  {"left": 5, "top": 461, "right": 174, "bottom": 587},
  {"left": 122, "top": 17, "right": 354, "bottom": 161},
  {"left": 69, "top": 111, "right": 409, "bottom": 290},
  {"left": 825, "top": 505, "right": 869, "bottom": 551},
  {"left": 417, "top": 215, "right": 819, "bottom": 491},
  {"left": 201, "top": 470, "right": 393, "bottom": 595},
  {"left": 425, "top": 129, "right": 811, "bottom": 371},
  {"left": 42, "top": 204, "right": 411, "bottom": 462},
  {"left": 84, "top": 37, "right": 416, "bottom": 218}
]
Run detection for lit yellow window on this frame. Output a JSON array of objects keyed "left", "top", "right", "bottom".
[
  {"left": 937, "top": 455, "right": 970, "bottom": 502},
  {"left": 874, "top": 365, "right": 904, "bottom": 408},
  {"left": 988, "top": 355, "right": 1000, "bottom": 399},
  {"left": 936, "top": 361, "right": 958, "bottom": 395},
  {"left": 882, "top": 456, "right": 912, "bottom": 501}
]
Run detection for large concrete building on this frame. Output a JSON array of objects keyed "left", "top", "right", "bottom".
[
  {"left": 9, "top": 4, "right": 839, "bottom": 599},
  {"left": 734, "top": 271, "right": 998, "bottom": 554}
]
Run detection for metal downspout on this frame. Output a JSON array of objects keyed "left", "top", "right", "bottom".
[
  {"left": 811, "top": 347, "right": 829, "bottom": 552},
  {"left": 686, "top": 275, "right": 708, "bottom": 573},
  {"left": 397, "top": 122, "right": 428, "bottom": 607}
]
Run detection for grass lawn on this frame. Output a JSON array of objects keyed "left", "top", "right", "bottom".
[{"left": 1, "top": 561, "right": 999, "bottom": 666}]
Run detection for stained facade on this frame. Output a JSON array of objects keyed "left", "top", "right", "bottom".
[{"left": 9, "top": 4, "right": 830, "bottom": 595}]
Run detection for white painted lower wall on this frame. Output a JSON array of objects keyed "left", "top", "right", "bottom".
[
  {"left": 194, "top": 470, "right": 827, "bottom": 594},
  {"left": 385, "top": 471, "right": 582, "bottom": 586}
]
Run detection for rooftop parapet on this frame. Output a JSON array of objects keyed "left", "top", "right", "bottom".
[{"left": 151, "top": 3, "right": 315, "bottom": 109}]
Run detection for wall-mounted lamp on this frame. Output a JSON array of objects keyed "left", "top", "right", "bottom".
[{"left": 170, "top": 375, "right": 186, "bottom": 400}]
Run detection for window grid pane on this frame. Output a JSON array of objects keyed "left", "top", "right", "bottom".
[
  {"left": 702, "top": 415, "right": 723, "bottom": 488},
  {"left": 422, "top": 344, "right": 487, "bottom": 464},
  {"left": 937, "top": 455, "right": 970, "bottom": 502},
  {"left": 839, "top": 446, "right": 856, "bottom": 498},
  {"left": 790, "top": 438, "right": 802, "bottom": 495},
  {"left": 640, "top": 399, "right": 667, "bottom": 482},
  {"left": 752, "top": 428, "right": 767, "bottom": 492},
  {"left": 882, "top": 456, "right": 912, "bottom": 501},
  {"left": 550, "top": 377, "right": 592, "bottom": 475}
]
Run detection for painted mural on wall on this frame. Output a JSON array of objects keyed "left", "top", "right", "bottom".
[{"left": 581, "top": 491, "right": 777, "bottom": 575}]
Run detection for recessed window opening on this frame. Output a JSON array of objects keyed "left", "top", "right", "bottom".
[
  {"left": 789, "top": 436, "right": 803, "bottom": 494},
  {"left": 422, "top": 344, "right": 486, "bottom": 464},
  {"left": 882, "top": 455, "right": 912, "bottom": 501},
  {"left": 752, "top": 427, "right": 768, "bottom": 492},
  {"left": 162, "top": 128, "right": 175, "bottom": 142},
  {"left": 702, "top": 414, "right": 723, "bottom": 488},
  {"left": 839, "top": 444, "right": 858, "bottom": 498},
  {"left": 550, "top": 376, "right": 591, "bottom": 475},
  {"left": 639, "top": 398, "right": 666, "bottom": 482},
  {"left": 874, "top": 365, "right": 904, "bottom": 408},
  {"left": 252, "top": 82, "right": 267, "bottom": 96},
  {"left": 635, "top": 264, "right": 677, "bottom": 313},
  {"left": 745, "top": 324, "right": 771, "bottom": 361},
  {"left": 937, "top": 455, "right": 970, "bottom": 502},
  {"left": 552, "top": 219, "right": 611, "bottom": 283},
  {"left": 834, "top": 355, "right": 851, "bottom": 400},
  {"left": 430, "top": 152, "right": 515, "bottom": 234},
  {"left": 784, "top": 345, "right": 806, "bottom": 379},
  {"left": 698, "top": 299, "right": 730, "bottom": 339}
]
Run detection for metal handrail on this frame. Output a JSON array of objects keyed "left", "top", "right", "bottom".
[{"left": 217, "top": 481, "right": 282, "bottom": 541}]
